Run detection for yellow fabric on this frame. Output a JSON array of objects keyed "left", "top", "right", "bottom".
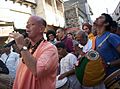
[
  {"left": 88, "top": 33, "right": 94, "bottom": 40},
  {"left": 83, "top": 57, "right": 106, "bottom": 87}
]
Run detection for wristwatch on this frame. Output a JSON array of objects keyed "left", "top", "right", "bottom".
[
  {"left": 20, "top": 46, "right": 28, "bottom": 52},
  {"left": 107, "top": 62, "right": 111, "bottom": 67}
]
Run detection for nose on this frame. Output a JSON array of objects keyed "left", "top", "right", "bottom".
[
  {"left": 26, "top": 24, "right": 30, "bottom": 29},
  {"left": 96, "top": 17, "right": 99, "bottom": 21},
  {"left": 56, "top": 33, "right": 58, "bottom": 36}
]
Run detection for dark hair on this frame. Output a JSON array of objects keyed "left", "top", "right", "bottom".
[
  {"left": 101, "top": 13, "right": 113, "bottom": 31},
  {"left": 110, "top": 21, "right": 118, "bottom": 33},
  {"left": 67, "top": 32, "right": 73, "bottom": 36},
  {"left": 57, "top": 27, "right": 65, "bottom": 33},
  {"left": 46, "top": 30, "right": 56, "bottom": 41},
  {"left": 117, "top": 24, "right": 120, "bottom": 30},
  {"left": 82, "top": 22, "right": 92, "bottom": 31},
  {"left": 55, "top": 42, "right": 65, "bottom": 49}
]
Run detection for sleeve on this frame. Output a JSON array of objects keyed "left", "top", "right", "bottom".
[
  {"left": 65, "top": 54, "right": 77, "bottom": 72},
  {"left": 108, "top": 34, "right": 120, "bottom": 48},
  {"left": 36, "top": 45, "right": 58, "bottom": 77},
  {"left": 66, "top": 38, "right": 73, "bottom": 52},
  {"left": 69, "top": 54, "right": 77, "bottom": 68}
]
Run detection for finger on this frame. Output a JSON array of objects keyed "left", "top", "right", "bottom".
[{"left": 9, "top": 33, "right": 14, "bottom": 38}]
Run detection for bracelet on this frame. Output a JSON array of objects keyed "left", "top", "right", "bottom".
[{"left": 107, "top": 62, "right": 111, "bottom": 67}]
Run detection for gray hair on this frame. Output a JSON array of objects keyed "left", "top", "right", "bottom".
[{"left": 76, "top": 30, "right": 88, "bottom": 41}]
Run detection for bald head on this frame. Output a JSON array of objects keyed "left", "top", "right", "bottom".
[
  {"left": 29, "top": 16, "right": 47, "bottom": 27},
  {"left": 26, "top": 16, "right": 47, "bottom": 42}
]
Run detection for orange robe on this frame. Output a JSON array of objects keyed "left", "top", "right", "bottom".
[{"left": 13, "top": 41, "right": 59, "bottom": 89}]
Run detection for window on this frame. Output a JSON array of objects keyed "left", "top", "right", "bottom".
[
  {"left": 56, "top": 0, "right": 63, "bottom": 12},
  {"left": 45, "top": 0, "right": 52, "bottom": 6}
]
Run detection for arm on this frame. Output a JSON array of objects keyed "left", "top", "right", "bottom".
[
  {"left": 9, "top": 33, "right": 37, "bottom": 76},
  {"left": 107, "top": 34, "right": 120, "bottom": 67},
  {"left": 58, "top": 69, "right": 75, "bottom": 80},
  {"left": 110, "top": 45, "right": 120, "bottom": 67},
  {"left": 21, "top": 50, "right": 37, "bottom": 76}
]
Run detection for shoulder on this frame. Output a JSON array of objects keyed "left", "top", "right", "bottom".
[
  {"left": 109, "top": 33, "right": 120, "bottom": 38},
  {"left": 108, "top": 33, "right": 120, "bottom": 42},
  {"left": 107, "top": 33, "right": 120, "bottom": 47},
  {"left": 40, "top": 41, "right": 58, "bottom": 51},
  {"left": 10, "top": 52, "right": 20, "bottom": 57},
  {"left": 67, "top": 53, "right": 77, "bottom": 59}
]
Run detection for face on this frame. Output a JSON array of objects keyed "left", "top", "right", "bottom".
[
  {"left": 67, "top": 33, "right": 73, "bottom": 39},
  {"left": 73, "top": 44, "right": 81, "bottom": 56},
  {"left": 94, "top": 15, "right": 106, "bottom": 26},
  {"left": 75, "top": 34, "right": 86, "bottom": 46},
  {"left": 48, "top": 34, "right": 55, "bottom": 41},
  {"left": 26, "top": 16, "right": 44, "bottom": 40},
  {"left": 57, "top": 48, "right": 65, "bottom": 58},
  {"left": 94, "top": 15, "right": 106, "bottom": 34},
  {"left": 83, "top": 25, "right": 90, "bottom": 34},
  {"left": 56, "top": 29, "right": 64, "bottom": 40}
]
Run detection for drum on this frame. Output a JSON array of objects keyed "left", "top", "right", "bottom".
[
  {"left": 104, "top": 69, "right": 120, "bottom": 89},
  {"left": 75, "top": 49, "right": 106, "bottom": 87}
]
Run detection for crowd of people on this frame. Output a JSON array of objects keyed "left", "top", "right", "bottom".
[{"left": 0, "top": 13, "right": 120, "bottom": 89}]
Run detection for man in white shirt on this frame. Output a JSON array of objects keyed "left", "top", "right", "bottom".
[
  {"left": 75, "top": 30, "right": 92, "bottom": 54},
  {"left": 0, "top": 46, "right": 20, "bottom": 79},
  {"left": 55, "top": 42, "right": 81, "bottom": 89}
]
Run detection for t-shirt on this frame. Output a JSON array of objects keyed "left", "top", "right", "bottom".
[
  {"left": 96, "top": 31, "right": 120, "bottom": 76},
  {"left": 1, "top": 52, "right": 20, "bottom": 78}
]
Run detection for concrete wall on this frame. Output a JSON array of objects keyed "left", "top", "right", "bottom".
[
  {"left": 112, "top": 1, "right": 120, "bottom": 24},
  {"left": 64, "top": 0, "right": 88, "bottom": 28},
  {"left": 34, "top": 0, "right": 65, "bottom": 27}
]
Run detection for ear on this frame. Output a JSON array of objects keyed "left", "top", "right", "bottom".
[{"left": 39, "top": 26, "right": 45, "bottom": 33}]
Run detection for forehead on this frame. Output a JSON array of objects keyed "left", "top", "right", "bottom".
[
  {"left": 83, "top": 25, "right": 88, "bottom": 28},
  {"left": 48, "top": 34, "right": 54, "bottom": 36},
  {"left": 27, "top": 16, "right": 40, "bottom": 24},
  {"left": 56, "top": 29, "right": 62, "bottom": 33},
  {"left": 98, "top": 15, "right": 106, "bottom": 19}
]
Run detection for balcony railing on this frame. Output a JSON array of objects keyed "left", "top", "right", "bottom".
[{"left": 9, "top": 0, "right": 37, "bottom": 9}]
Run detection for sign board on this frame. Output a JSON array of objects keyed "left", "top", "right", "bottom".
[{"left": 0, "top": 26, "right": 14, "bottom": 37}]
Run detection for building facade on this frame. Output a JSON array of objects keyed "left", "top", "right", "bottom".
[
  {"left": 112, "top": 1, "right": 120, "bottom": 24},
  {"left": 64, "top": 0, "right": 92, "bottom": 30},
  {"left": 0, "top": 0, "right": 35, "bottom": 45},
  {"left": 0, "top": 0, "right": 65, "bottom": 45},
  {"left": 35, "top": 0, "right": 65, "bottom": 31},
  {"left": 0, "top": 0, "right": 65, "bottom": 30}
]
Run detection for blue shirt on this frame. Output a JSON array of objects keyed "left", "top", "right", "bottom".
[{"left": 96, "top": 32, "right": 120, "bottom": 76}]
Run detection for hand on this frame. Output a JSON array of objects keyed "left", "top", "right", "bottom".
[
  {"left": 9, "top": 32, "right": 25, "bottom": 50},
  {"left": 58, "top": 74, "right": 66, "bottom": 80},
  {"left": 74, "top": 60, "right": 80, "bottom": 67}
]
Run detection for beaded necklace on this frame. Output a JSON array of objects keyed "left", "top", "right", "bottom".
[{"left": 22, "top": 38, "right": 44, "bottom": 64}]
